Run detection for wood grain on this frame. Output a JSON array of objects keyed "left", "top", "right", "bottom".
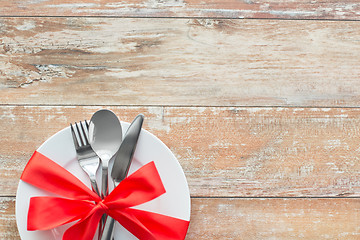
[
  {"left": 1, "top": 106, "right": 360, "bottom": 197},
  {"left": 2, "top": 0, "right": 359, "bottom": 238},
  {"left": 0, "top": 198, "right": 17, "bottom": 239},
  {"left": 3, "top": 197, "right": 360, "bottom": 239},
  {"left": 188, "top": 198, "right": 360, "bottom": 239},
  {"left": 1, "top": 18, "right": 360, "bottom": 107},
  {"left": 1, "top": 0, "right": 360, "bottom": 20}
]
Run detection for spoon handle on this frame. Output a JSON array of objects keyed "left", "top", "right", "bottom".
[
  {"left": 101, "top": 166, "right": 109, "bottom": 199},
  {"left": 99, "top": 164, "right": 109, "bottom": 239}
]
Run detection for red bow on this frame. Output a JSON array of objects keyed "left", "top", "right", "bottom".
[{"left": 21, "top": 151, "right": 189, "bottom": 240}]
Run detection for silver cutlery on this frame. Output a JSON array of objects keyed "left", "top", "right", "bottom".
[
  {"left": 70, "top": 121, "right": 100, "bottom": 196},
  {"left": 88, "top": 110, "right": 122, "bottom": 199},
  {"left": 71, "top": 111, "right": 144, "bottom": 240},
  {"left": 101, "top": 114, "right": 144, "bottom": 240}
]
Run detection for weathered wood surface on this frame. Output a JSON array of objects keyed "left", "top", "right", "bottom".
[
  {"left": 1, "top": 0, "right": 360, "bottom": 20},
  {"left": 0, "top": 198, "right": 17, "bottom": 239},
  {"left": 189, "top": 198, "right": 360, "bottom": 239},
  {"left": 2, "top": 0, "right": 360, "bottom": 237},
  {"left": 1, "top": 106, "right": 360, "bottom": 197},
  {"left": 1, "top": 18, "right": 360, "bottom": 107},
  {"left": 3, "top": 197, "right": 360, "bottom": 239}
]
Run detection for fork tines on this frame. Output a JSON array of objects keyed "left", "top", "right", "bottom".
[{"left": 70, "top": 121, "right": 90, "bottom": 148}]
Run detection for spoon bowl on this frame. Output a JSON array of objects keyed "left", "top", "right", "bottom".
[{"left": 88, "top": 109, "right": 122, "bottom": 197}]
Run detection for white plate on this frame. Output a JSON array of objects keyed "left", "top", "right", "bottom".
[{"left": 16, "top": 122, "right": 191, "bottom": 240}]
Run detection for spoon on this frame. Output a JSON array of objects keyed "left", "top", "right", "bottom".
[{"left": 88, "top": 109, "right": 122, "bottom": 199}]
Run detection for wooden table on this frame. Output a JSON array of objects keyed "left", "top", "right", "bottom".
[{"left": 1, "top": 1, "right": 360, "bottom": 239}]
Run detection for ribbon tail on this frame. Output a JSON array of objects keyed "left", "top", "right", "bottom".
[
  {"left": 63, "top": 207, "right": 104, "bottom": 240},
  {"left": 111, "top": 208, "right": 189, "bottom": 240},
  {"left": 110, "top": 209, "right": 156, "bottom": 240}
]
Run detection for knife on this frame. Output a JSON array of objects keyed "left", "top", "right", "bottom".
[{"left": 100, "top": 114, "right": 144, "bottom": 240}]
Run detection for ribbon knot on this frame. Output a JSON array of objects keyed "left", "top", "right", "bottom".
[
  {"left": 21, "top": 151, "right": 190, "bottom": 240},
  {"left": 96, "top": 200, "right": 109, "bottom": 213}
]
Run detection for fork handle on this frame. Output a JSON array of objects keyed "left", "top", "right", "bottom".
[{"left": 90, "top": 178, "right": 100, "bottom": 197}]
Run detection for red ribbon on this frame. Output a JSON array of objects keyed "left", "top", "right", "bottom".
[{"left": 21, "top": 151, "right": 189, "bottom": 240}]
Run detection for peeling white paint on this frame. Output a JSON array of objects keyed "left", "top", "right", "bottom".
[
  {"left": 23, "top": 0, "right": 48, "bottom": 4},
  {"left": 209, "top": 141, "right": 232, "bottom": 148},
  {"left": 299, "top": 165, "right": 314, "bottom": 177},
  {"left": 15, "top": 20, "right": 36, "bottom": 31},
  {"left": 143, "top": 0, "right": 186, "bottom": 8},
  {"left": 268, "top": 9, "right": 317, "bottom": 17},
  {"left": 292, "top": 108, "right": 305, "bottom": 112},
  {"left": 91, "top": 42, "right": 137, "bottom": 53},
  {"left": 327, "top": 139, "right": 342, "bottom": 147},
  {"left": 0, "top": 112, "right": 16, "bottom": 121},
  {"left": 47, "top": 3, "right": 100, "bottom": 8},
  {"left": 104, "top": 68, "right": 146, "bottom": 78}
]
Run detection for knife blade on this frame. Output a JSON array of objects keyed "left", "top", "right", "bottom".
[
  {"left": 112, "top": 113, "right": 144, "bottom": 184},
  {"left": 100, "top": 114, "right": 144, "bottom": 240}
]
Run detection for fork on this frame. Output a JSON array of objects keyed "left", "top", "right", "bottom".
[{"left": 70, "top": 121, "right": 100, "bottom": 196}]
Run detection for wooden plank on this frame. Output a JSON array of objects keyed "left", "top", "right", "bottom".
[
  {"left": 2, "top": 197, "right": 360, "bottom": 239},
  {"left": 0, "top": 197, "right": 17, "bottom": 239},
  {"left": 1, "top": 18, "right": 360, "bottom": 107},
  {"left": 1, "top": 0, "right": 360, "bottom": 20},
  {"left": 188, "top": 198, "right": 360, "bottom": 239},
  {"left": 1, "top": 106, "right": 360, "bottom": 197}
]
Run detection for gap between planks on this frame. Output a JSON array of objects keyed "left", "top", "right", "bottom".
[
  {"left": 2, "top": 0, "right": 360, "bottom": 21},
  {"left": 3, "top": 104, "right": 360, "bottom": 109},
  {"left": 1, "top": 16, "right": 360, "bottom": 21}
]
